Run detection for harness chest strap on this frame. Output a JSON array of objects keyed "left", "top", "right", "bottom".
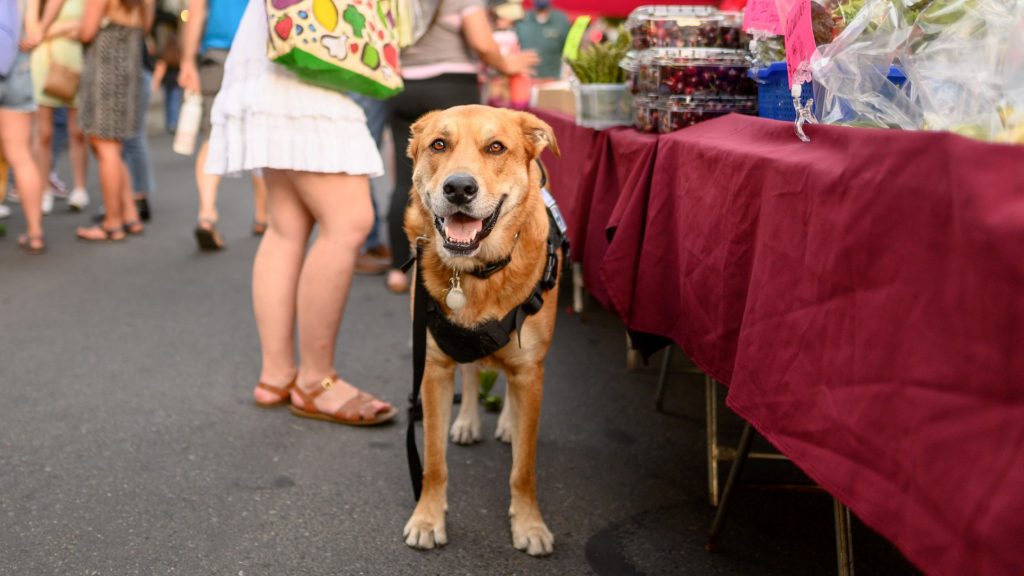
[{"left": 425, "top": 207, "right": 565, "bottom": 364}]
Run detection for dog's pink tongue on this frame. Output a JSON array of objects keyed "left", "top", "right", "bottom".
[{"left": 445, "top": 214, "right": 483, "bottom": 243}]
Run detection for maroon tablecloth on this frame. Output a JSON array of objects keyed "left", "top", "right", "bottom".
[{"left": 535, "top": 109, "right": 1024, "bottom": 576}]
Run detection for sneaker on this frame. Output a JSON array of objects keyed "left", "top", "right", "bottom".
[
  {"left": 6, "top": 187, "right": 19, "bottom": 204},
  {"left": 355, "top": 245, "right": 392, "bottom": 275},
  {"left": 41, "top": 191, "right": 54, "bottom": 215},
  {"left": 49, "top": 172, "right": 69, "bottom": 199},
  {"left": 68, "top": 188, "right": 90, "bottom": 212},
  {"left": 0, "top": 203, "right": 10, "bottom": 219}
]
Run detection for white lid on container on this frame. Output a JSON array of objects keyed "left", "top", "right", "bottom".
[
  {"left": 641, "top": 47, "right": 751, "bottom": 66},
  {"left": 626, "top": 5, "right": 721, "bottom": 28}
]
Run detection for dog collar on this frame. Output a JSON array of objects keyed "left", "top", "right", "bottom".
[{"left": 465, "top": 233, "right": 518, "bottom": 279}]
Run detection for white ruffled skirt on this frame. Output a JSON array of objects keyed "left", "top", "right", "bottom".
[{"left": 204, "top": 0, "right": 383, "bottom": 177}]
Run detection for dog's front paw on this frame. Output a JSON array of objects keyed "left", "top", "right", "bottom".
[
  {"left": 510, "top": 515, "right": 554, "bottom": 556},
  {"left": 450, "top": 414, "right": 481, "bottom": 445},
  {"left": 404, "top": 512, "right": 448, "bottom": 550}
]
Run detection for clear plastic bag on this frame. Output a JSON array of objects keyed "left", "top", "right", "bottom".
[{"left": 810, "top": 0, "right": 1024, "bottom": 143}]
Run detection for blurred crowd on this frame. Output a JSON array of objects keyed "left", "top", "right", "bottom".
[
  {"left": 2, "top": 0, "right": 588, "bottom": 419},
  {"left": 1, "top": 0, "right": 576, "bottom": 263}
]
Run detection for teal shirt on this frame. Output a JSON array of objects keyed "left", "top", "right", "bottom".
[
  {"left": 515, "top": 9, "right": 570, "bottom": 80},
  {"left": 200, "top": 0, "right": 247, "bottom": 53}
]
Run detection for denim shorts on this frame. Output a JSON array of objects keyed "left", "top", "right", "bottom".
[{"left": 0, "top": 52, "right": 37, "bottom": 113}]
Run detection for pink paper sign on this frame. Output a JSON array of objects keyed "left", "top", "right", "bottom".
[
  {"left": 784, "top": 0, "right": 816, "bottom": 88},
  {"left": 743, "top": 0, "right": 784, "bottom": 35}
]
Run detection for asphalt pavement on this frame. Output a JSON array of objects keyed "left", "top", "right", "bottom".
[{"left": 0, "top": 132, "right": 919, "bottom": 575}]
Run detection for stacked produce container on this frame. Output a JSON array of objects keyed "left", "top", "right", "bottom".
[{"left": 623, "top": 6, "right": 757, "bottom": 133}]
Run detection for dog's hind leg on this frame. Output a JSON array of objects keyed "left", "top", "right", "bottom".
[
  {"left": 404, "top": 356, "right": 457, "bottom": 550},
  {"left": 506, "top": 364, "right": 554, "bottom": 556},
  {"left": 451, "top": 363, "right": 482, "bottom": 445}
]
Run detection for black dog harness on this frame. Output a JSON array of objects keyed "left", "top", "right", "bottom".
[
  {"left": 424, "top": 201, "right": 568, "bottom": 364},
  {"left": 405, "top": 167, "right": 569, "bottom": 501}
]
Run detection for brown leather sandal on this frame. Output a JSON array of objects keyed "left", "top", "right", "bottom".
[
  {"left": 254, "top": 377, "right": 296, "bottom": 408},
  {"left": 289, "top": 374, "right": 397, "bottom": 426}
]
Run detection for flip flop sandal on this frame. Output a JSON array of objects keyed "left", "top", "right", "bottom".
[
  {"left": 254, "top": 377, "right": 296, "bottom": 408},
  {"left": 195, "top": 218, "right": 225, "bottom": 251},
  {"left": 76, "top": 226, "right": 125, "bottom": 242},
  {"left": 289, "top": 374, "right": 398, "bottom": 426},
  {"left": 123, "top": 220, "right": 145, "bottom": 235},
  {"left": 17, "top": 233, "right": 46, "bottom": 255}
]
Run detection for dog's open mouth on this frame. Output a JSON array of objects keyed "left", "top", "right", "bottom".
[{"left": 434, "top": 196, "right": 506, "bottom": 256}]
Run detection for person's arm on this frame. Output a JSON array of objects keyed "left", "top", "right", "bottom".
[
  {"left": 141, "top": 0, "right": 155, "bottom": 33},
  {"left": 38, "top": 0, "right": 70, "bottom": 32},
  {"left": 151, "top": 59, "right": 166, "bottom": 91},
  {"left": 178, "top": 0, "right": 207, "bottom": 92},
  {"left": 19, "top": 0, "right": 44, "bottom": 50},
  {"left": 45, "top": 19, "right": 80, "bottom": 39},
  {"left": 462, "top": 9, "right": 538, "bottom": 76},
  {"left": 79, "top": 0, "right": 109, "bottom": 43}
]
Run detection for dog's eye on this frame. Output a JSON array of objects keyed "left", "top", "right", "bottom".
[
  {"left": 430, "top": 139, "right": 447, "bottom": 152},
  {"left": 486, "top": 142, "right": 506, "bottom": 155}
]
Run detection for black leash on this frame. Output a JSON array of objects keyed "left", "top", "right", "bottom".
[{"left": 404, "top": 249, "right": 426, "bottom": 502}]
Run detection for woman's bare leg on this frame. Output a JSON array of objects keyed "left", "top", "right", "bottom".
[
  {"left": 288, "top": 170, "right": 389, "bottom": 414},
  {"left": 82, "top": 137, "right": 125, "bottom": 233},
  {"left": 33, "top": 106, "right": 55, "bottom": 189},
  {"left": 0, "top": 109, "right": 45, "bottom": 240},
  {"left": 67, "top": 108, "right": 88, "bottom": 191},
  {"left": 252, "top": 168, "right": 313, "bottom": 402}
]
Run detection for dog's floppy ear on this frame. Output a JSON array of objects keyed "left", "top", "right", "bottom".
[
  {"left": 407, "top": 110, "right": 441, "bottom": 162},
  {"left": 519, "top": 112, "right": 560, "bottom": 159}
]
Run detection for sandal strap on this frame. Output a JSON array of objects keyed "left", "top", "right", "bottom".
[
  {"left": 256, "top": 377, "right": 295, "bottom": 398},
  {"left": 292, "top": 373, "right": 339, "bottom": 406},
  {"left": 335, "top": 390, "right": 389, "bottom": 422}
]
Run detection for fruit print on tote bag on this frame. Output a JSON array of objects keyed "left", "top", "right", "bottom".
[{"left": 267, "top": 0, "right": 403, "bottom": 99}]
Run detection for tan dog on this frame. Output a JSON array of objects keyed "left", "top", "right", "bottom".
[{"left": 402, "top": 105, "right": 561, "bottom": 556}]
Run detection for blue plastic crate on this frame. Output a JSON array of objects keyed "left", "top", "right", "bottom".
[{"left": 749, "top": 62, "right": 905, "bottom": 122}]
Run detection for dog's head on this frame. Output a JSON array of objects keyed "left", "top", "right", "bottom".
[{"left": 406, "top": 105, "right": 559, "bottom": 265}]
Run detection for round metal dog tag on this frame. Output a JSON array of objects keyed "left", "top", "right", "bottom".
[{"left": 446, "top": 287, "right": 467, "bottom": 310}]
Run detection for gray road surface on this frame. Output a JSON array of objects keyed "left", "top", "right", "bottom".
[{"left": 0, "top": 133, "right": 918, "bottom": 575}]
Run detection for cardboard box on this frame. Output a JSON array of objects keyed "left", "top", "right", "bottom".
[{"left": 532, "top": 82, "right": 576, "bottom": 117}]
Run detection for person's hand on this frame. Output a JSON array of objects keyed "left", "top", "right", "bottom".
[
  {"left": 502, "top": 50, "right": 540, "bottom": 76},
  {"left": 178, "top": 59, "right": 200, "bottom": 92},
  {"left": 19, "top": 29, "right": 44, "bottom": 51}
]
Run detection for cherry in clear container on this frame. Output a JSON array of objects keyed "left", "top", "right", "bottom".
[
  {"left": 658, "top": 96, "right": 758, "bottom": 133},
  {"left": 639, "top": 48, "right": 756, "bottom": 98},
  {"left": 633, "top": 96, "right": 663, "bottom": 133},
  {"left": 626, "top": 6, "right": 745, "bottom": 50}
]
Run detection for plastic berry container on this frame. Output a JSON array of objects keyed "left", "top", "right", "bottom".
[
  {"left": 658, "top": 95, "right": 758, "bottom": 133},
  {"left": 718, "top": 11, "right": 745, "bottom": 49},
  {"left": 633, "top": 95, "right": 663, "bottom": 133},
  {"left": 626, "top": 5, "right": 726, "bottom": 50},
  {"left": 639, "top": 48, "right": 756, "bottom": 98},
  {"left": 620, "top": 52, "right": 641, "bottom": 94}
]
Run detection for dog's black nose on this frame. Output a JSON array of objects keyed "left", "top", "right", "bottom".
[{"left": 442, "top": 174, "right": 478, "bottom": 206}]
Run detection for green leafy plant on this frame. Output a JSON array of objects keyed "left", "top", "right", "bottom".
[
  {"left": 566, "top": 29, "right": 631, "bottom": 84},
  {"left": 478, "top": 369, "right": 502, "bottom": 412}
]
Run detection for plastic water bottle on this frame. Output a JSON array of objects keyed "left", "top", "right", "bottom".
[{"left": 173, "top": 91, "right": 203, "bottom": 156}]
